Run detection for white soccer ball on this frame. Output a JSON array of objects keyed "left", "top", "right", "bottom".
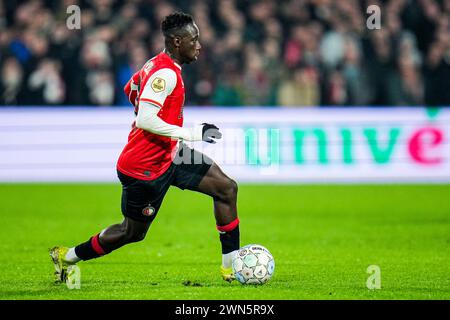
[{"left": 232, "top": 244, "right": 275, "bottom": 285}]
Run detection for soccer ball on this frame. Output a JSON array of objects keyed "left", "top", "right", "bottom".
[{"left": 232, "top": 244, "right": 275, "bottom": 285}]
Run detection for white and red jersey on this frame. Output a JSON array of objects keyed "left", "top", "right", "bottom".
[{"left": 117, "top": 51, "right": 185, "bottom": 180}]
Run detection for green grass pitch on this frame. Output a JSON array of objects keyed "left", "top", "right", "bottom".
[{"left": 0, "top": 184, "right": 449, "bottom": 300}]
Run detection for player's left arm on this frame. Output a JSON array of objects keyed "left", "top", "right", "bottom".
[
  {"left": 136, "top": 102, "right": 221, "bottom": 143},
  {"left": 135, "top": 68, "right": 221, "bottom": 143}
]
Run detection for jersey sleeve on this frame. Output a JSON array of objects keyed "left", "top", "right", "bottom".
[
  {"left": 139, "top": 68, "right": 177, "bottom": 108},
  {"left": 124, "top": 71, "right": 141, "bottom": 109}
]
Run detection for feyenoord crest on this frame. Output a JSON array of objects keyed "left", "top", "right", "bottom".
[{"left": 142, "top": 205, "right": 155, "bottom": 217}]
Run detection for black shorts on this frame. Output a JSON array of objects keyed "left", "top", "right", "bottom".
[{"left": 117, "top": 143, "right": 213, "bottom": 222}]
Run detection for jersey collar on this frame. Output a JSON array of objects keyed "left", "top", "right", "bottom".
[{"left": 162, "top": 50, "right": 182, "bottom": 70}]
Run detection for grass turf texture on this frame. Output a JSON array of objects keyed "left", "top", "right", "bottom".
[{"left": 0, "top": 184, "right": 449, "bottom": 300}]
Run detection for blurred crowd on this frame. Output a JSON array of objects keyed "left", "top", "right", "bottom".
[{"left": 0, "top": 0, "right": 449, "bottom": 107}]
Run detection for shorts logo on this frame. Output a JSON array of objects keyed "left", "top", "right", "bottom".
[
  {"left": 142, "top": 205, "right": 155, "bottom": 217},
  {"left": 151, "top": 77, "right": 165, "bottom": 92}
]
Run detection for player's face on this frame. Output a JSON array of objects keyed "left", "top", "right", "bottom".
[{"left": 179, "top": 23, "right": 201, "bottom": 64}]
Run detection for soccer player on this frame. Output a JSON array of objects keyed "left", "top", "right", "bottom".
[{"left": 50, "top": 12, "right": 240, "bottom": 284}]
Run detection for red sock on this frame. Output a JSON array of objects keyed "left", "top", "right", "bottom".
[{"left": 217, "top": 218, "right": 240, "bottom": 254}]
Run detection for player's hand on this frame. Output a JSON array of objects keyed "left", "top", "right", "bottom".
[{"left": 202, "top": 123, "right": 222, "bottom": 143}]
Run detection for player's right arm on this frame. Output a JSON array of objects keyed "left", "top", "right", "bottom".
[
  {"left": 135, "top": 68, "right": 221, "bottom": 143},
  {"left": 124, "top": 71, "right": 140, "bottom": 108}
]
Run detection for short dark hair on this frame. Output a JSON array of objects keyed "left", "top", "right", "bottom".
[{"left": 161, "top": 11, "right": 194, "bottom": 37}]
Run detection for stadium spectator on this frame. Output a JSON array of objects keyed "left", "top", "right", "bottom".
[
  {"left": 0, "top": 0, "right": 449, "bottom": 107},
  {"left": 0, "top": 56, "right": 24, "bottom": 104},
  {"left": 27, "top": 58, "right": 66, "bottom": 105},
  {"left": 278, "top": 66, "right": 320, "bottom": 107}
]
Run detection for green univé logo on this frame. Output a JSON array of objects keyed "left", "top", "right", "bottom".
[{"left": 244, "top": 126, "right": 443, "bottom": 166}]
